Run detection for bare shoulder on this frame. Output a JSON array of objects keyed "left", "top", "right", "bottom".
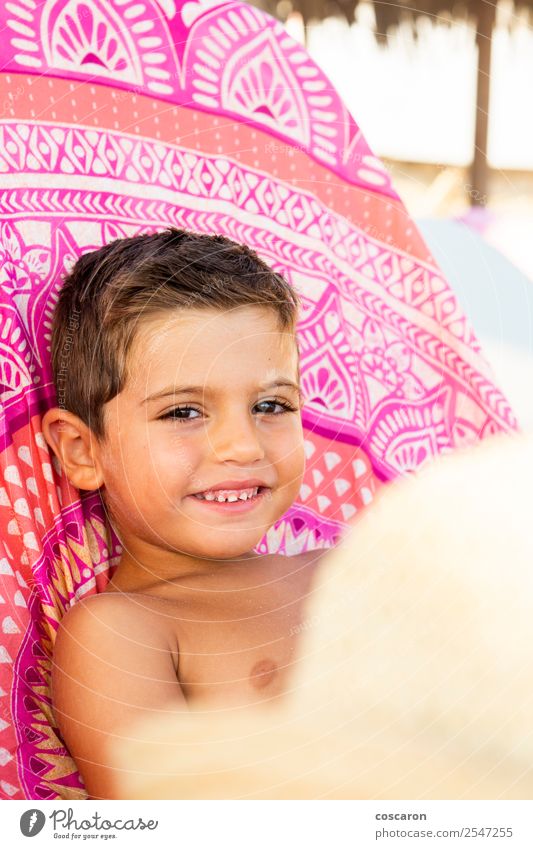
[
  {"left": 52, "top": 592, "right": 186, "bottom": 799},
  {"left": 53, "top": 592, "right": 181, "bottom": 710},
  {"left": 57, "top": 590, "right": 170, "bottom": 644},
  {"left": 54, "top": 591, "right": 180, "bottom": 691}
]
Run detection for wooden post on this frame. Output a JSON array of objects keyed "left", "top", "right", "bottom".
[{"left": 470, "top": 0, "right": 496, "bottom": 206}]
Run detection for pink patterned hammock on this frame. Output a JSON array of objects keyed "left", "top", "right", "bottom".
[{"left": 0, "top": 0, "right": 516, "bottom": 800}]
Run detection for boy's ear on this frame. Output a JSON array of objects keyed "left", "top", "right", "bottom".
[{"left": 41, "top": 407, "right": 105, "bottom": 492}]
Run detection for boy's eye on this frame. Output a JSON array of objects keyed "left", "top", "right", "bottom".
[
  {"left": 160, "top": 406, "right": 202, "bottom": 422},
  {"left": 254, "top": 399, "right": 297, "bottom": 415}
]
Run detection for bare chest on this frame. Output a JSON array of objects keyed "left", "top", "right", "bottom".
[{"left": 173, "top": 596, "right": 305, "bottom": 707}]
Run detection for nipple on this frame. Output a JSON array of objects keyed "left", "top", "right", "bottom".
[{"left": 249, "top": 658, "right": 277, "bottom": 690}]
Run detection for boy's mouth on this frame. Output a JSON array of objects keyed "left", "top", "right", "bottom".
[
  {"left": 193, "top": 485, "right": 263, "bottom": 502},
  {"left": 188, "top": 486, "right": 270, "bottom": 512}
]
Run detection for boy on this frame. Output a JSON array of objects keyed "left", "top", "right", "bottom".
[{"left": 42, "top": 227, "right": 328, "bottom": 800}]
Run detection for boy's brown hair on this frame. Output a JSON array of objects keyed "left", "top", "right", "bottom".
[{"left": 49, "top": 228, "right": 301, "bottom": 440}]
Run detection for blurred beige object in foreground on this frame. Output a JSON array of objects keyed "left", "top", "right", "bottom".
[{"left": 110, "top": 433, "right": 533, "bottom": 799}]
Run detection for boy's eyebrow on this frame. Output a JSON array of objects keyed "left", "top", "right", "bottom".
[{"left": 142, "top": 380, "right": 302, "bottom": 403}]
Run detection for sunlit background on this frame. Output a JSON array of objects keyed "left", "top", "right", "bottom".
[{"left": 251, "top": 0, "right": 533, "bottom": 431}]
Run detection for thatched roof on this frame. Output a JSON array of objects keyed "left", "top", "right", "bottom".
[
  {"left": 252, "top": 0, "right": 532, "bottom": 42},
  {"left": 250, "top": 0, "right": 533, "bottom": 200}
]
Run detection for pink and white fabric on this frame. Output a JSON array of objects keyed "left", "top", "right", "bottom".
[{"left": 0, "top": 0, "right": 516, "bottom": 799}]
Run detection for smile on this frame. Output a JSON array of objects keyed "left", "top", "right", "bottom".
[
  {"left": 194, "top": 486, "right": 261, "bottom": 502},
  {"left": 189, "top": 486, "right": 269, "bottom": 512}
]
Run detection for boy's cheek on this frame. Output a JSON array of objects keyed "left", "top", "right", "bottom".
[
  {"left": 282, "top": 458, "right": 306, "bottom": 505},
  {"left": 291, "top": 437, "right": 307, "bottom": 480}
]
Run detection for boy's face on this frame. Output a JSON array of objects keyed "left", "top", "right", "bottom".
[{"left": 96, "top": 306, "right": 306, "bottom": 570}]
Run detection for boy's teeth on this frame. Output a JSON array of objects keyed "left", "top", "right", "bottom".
[{"left": 197, "top": 487, "right": 259, "bottom": 502}]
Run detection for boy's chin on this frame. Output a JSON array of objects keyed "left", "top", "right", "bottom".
[
  {"left": 183, "top": 526, "right": 273, "bottom": 560},
  {"left": 191, "top": 539, "right": 264, "bottom": 562}
]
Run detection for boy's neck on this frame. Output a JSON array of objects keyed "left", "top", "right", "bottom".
[{"left": 106, "top": 546, "right": 262, "bottom": 594}]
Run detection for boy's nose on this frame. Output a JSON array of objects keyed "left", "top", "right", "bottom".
[{"left": 210, "top": 415, "right": 266, "bottom": 464}]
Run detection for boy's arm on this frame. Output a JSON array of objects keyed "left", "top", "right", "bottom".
[{"left": 51, "top": 594, "right": 187, "bottom": 800}]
